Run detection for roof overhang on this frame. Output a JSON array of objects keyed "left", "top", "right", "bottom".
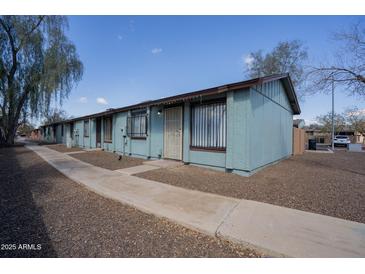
[
  {"left": 279, "top": 74, "right": 301, "bottom": 115},
  {"left": 46, "top": 73, "right": 301, "bottom": 125}
]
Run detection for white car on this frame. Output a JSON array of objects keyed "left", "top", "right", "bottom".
[{"left": 333, "top": 135, "right": 351, "bottom": 147}]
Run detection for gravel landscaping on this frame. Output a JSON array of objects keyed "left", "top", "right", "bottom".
[
  {"left": 70, "top": 150, "right": 145, "bottom": 170},
  {"left": 45, "top": 144, "right": 84, "bottom": 153},
  {"left": 137, "top": 151, "right": 365, "bottom": 224},
  {"left": 0, "top": 146, "right": 260, "bottom": 258}
]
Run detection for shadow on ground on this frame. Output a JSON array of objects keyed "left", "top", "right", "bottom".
[{"left": 0, "top": 147, "right": 57, "bottom": 257}]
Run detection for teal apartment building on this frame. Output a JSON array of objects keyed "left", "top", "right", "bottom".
[{"left": 40, "top": 74, "right": 300, "bottom": 176}]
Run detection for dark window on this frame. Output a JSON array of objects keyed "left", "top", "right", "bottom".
[
  {"left": 84, "top": 120, "right": 89, "bottom": 137},
  {"left": 127, "top": 109, "right": 148, "bottom": 138},
  {"left": 70, "top": 123, "right": 74, "bottom": 138},
  {"left": 61, "top": 124, "right": 64, "bottom": 137},
  {"left": 191, "top": 101, "right": 226, "bottom": 150},
  {"left": 104, "top": 116, "right": 113, "bottom": 142}
]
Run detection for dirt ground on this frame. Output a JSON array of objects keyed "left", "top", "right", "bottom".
[
  {"left": 1, "top": 146, "right": 260, "bottom": 258},
  {"left": 45, "top": 144, "right": 84, "bottom": 153},
  {"left": 137, "top": 151, "right": 365, "bottom": 224},
  {"left": 70, "top": 150, "right": 145, "bottom": 170}
]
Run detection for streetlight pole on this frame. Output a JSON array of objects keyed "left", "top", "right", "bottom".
[{"left": 331, "top": 77, "right": 335, "bottom": 151}]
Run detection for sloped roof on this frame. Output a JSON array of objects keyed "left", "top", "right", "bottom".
[{"left": 43, "top": 73, "right": 300, "bottom": 126}]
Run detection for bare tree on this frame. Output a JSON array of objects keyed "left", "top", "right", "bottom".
[
  {"left": 316, "top": 112, "right": 346, "bottom": 133},
  {"left": 344, "top": 106, "right": 365, "bottom": 135},
  {"left": 17, "top": 122, "right": 35, "bottom": 136},
  {"left": 308, "top": 22, "right": 365, "bottom": 96},
  {"left": 245, "top": 40, "right": 308, "bottom": 99},
  {"left": 42, "top": 108, "right": 69, "bottom": 125},
  {"left": 303, "top": 123, "right": 323, "bottom": 131}
]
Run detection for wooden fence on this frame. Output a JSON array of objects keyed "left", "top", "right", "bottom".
[{"left": 293, "top": 128, "right": 305, "bottom": 155}]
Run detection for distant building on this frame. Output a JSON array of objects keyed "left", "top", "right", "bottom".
[
  {"left": 30, "top": 128, "right": 42, "bottom": 141},
  {"left": 293, "top": 119, "right": 305, "bottom": 128},
  {"left": 305, "top": 128, "right": 364, "bottom": 144}
]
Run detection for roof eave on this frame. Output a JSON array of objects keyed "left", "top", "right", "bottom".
[
  {"left": 44, "top": 73, "right": 301, "bottom": 125},
  {"left": 280, "top": 75, "right": 301, "bottom": 115}
]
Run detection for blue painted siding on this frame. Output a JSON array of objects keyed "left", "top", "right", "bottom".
[
  {"left": 55, "top": 125, "right": 62, "bottom": 143},
  {"left": 113, "top": 111, "right": 149, "bottom": 158},
  {"left": 43, "top": 125, "right": 55, "bottom": 143},
  {"left": 189, "top": 150, "right": 226, "bottom": 168},
  {"left": 75, "top": 121, "right": 83, "bottom": 147},
  {"left": 248, "top": 80, "right": 293, "bottom": 171},
  {"left": 150, "top": 106, "right": 164, "bottom": 159},
  {"left": 89, "top": 119, "right": 96, "bottom": 148},
  {"left": 113, "top": 112, "right": 127, "bottom": 153},
  {"left": 47, "top": 78, "right": 295, "bottom": 176},
  {"left": 63, "top": 123, "right": 71, "bottom": 146},
  {"left": 229, "top": 89, "right": 251, "bottom": 171}
]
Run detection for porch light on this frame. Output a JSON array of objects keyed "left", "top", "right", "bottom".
[{"left": 157, "top": 109, "right": 162, "bottom": 115}]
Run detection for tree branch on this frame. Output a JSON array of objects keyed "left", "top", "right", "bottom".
[
  {"left": 0, "top": 18, "right": 17, "bottom": 80},
  {"left": 17, "top": 16, "right": 45, "bottom": 52}
]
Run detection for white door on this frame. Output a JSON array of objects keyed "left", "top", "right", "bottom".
[{"left": 164, "top": 106, "right": 183, "bottom": 160}]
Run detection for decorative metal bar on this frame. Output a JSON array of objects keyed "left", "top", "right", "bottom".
[
  {"left": 127, "top": 114, "right": 148, "bottom": 138},
  {"left": 191, "top": 102, "right": 226, "bottom": 149}
]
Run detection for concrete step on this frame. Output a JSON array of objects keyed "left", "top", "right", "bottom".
[{"left": 143, "top": 159, "right": 184, "bottom": 168}]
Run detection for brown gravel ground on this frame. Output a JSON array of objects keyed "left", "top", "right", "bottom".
[
  {"left": 137, "top": 151, "right": 365, "bottom": 224},
  {"left": 70, "top": 150, "right": 145, "bottom": 170},
  {"left": 0, "top": 146, "right": 260, "bottom": 258},
  {"left": 45, "top": 144, "right": 84, "bottom": 153}
]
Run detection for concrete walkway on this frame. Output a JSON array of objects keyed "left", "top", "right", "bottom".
[
  {"left": 27, "top": 144, "right": 365, "bottom": 258},
  {"left": 115, "top": 164, "right": 161, "bottom": 175}
]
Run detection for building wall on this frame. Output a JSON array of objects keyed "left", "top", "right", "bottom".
[
  {"left": 42, "top": 125, "right": 55, "bottom": 143},
  {"left": 74, "top": 120, "right": 83, "bottom": 147},
  {"left": 113, "top": 112, "right": 127, "bottom": 153},
  {"left": 226, "top": 89, "right": 251, "bottom": 172},
  {"left": 48, "top": 79, "right": 295, "bottom": 175},
  {"left": 82, "top": 119, "right": 91, "bottom": 148},
  {"left": 89, "top": 119, "right": 97, "bottom": 148},
  {"left": 247, "top": 80, "right": 293, "bottom": 172},
  {"left": 150, "top": 106, "right": 164, "bottom": 159},
  {"left": 55, "top": 124, "right": 63, "bottom": 143},
  {"left": 63, "top": 123, "right": 71, "bottom": 146}
]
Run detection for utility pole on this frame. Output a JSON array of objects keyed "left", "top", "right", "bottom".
[{"left": 331, "top": 77, "right": 335, "bottom": 151}]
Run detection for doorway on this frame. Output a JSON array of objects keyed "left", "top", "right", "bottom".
[
  {"left": 163, "top": 106, "right": 183, "bottom": 160},
  {"left": 96, "top": 117, "right": 101, "bottom": 148}
]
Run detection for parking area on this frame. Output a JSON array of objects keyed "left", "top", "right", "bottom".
[{"left": 136, "top": 151, "right": 365, "bottom": 223}]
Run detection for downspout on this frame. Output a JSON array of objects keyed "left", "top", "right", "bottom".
[
  {"left": 113, "top": 114, "right": 116, "bottom": 152},
  {"left": 128, "top": 110, "right": 132, "bottom": 155},
  {"left": 147, "top": 106, "right": 152, "bottom": 159},
  {"left": 89, "top": 118, "right": 91, "bottom": 149}
]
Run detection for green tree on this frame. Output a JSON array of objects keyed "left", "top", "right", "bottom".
[
  {"left": 0, "top": 16, "right": 83, "bottom": 144},
  {"left": 244, "top": 40, "right": 308, "bottom": 99}
]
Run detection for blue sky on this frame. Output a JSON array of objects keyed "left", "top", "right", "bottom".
[{"left": 58, "top": 16, "right": 365, "bottom": 125}]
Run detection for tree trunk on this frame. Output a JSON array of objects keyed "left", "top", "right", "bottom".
[{"left": 0, "top": 119, "right": 18, "bottom": 145}]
